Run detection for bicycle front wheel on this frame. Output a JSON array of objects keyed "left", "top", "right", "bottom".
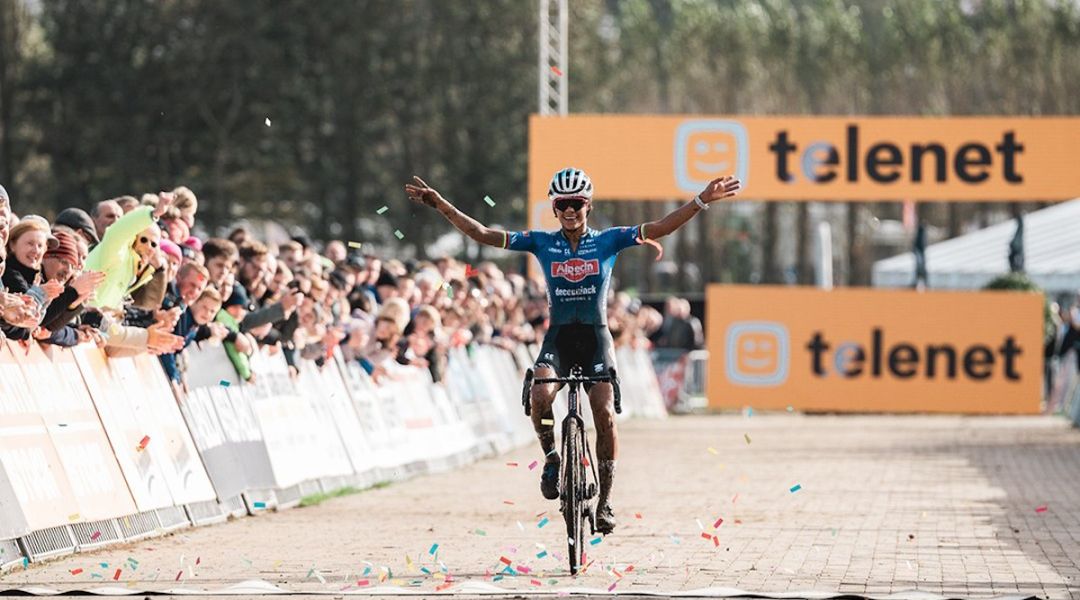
[{"left": 561, "top": 419, "right": 586, "bottom": 575}]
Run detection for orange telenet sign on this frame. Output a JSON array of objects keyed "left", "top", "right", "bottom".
[
  {"left": 528, "top": 115, "right": 1080, "bottom": 206},
  {"left": 705, "top": 286, "right": 1043, "bottom": 414}
]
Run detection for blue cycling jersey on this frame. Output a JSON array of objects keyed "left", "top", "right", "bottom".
[{"left": 504, "top": 225, "right": 644, "bottom": 326}]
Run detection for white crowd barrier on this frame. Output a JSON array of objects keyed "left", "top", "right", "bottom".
[{"left": 0, "top": 336, "right": 667, "bottom": 571}]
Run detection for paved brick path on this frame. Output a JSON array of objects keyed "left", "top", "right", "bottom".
[{"left": 3, "top": 415, "right": 1079, "bottom": 598}]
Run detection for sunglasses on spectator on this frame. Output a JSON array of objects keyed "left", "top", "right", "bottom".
[
  {"left": 139, "top": 236, "right": 159, "bottom": 248},
  {"left": 553, "top": 197, "right": 588, "bottom": 212}
]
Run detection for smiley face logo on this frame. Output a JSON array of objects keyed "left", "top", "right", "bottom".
[
  {"left": 674, "top": 120, "right": 749, "bottom": 193},
  {"left": 725, "top": 321, "right": 789, "bottom": 387}
]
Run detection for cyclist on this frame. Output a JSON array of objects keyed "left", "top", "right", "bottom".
[{"left": 405, "top": 168, "right": 741, "bottom": 534}]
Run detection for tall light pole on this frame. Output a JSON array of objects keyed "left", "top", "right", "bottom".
[{"left": 538, "top": 0, "right": 568, "bottom": 116}]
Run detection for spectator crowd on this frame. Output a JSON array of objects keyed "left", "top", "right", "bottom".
[{"left": 0, "top": 184, "right": 669, "bottom": 393}]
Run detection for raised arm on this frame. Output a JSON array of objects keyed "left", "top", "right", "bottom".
[
  {"left": 405, "top": 176, "right": 506, "bottom": 247},
  {"left": 643, "top": 176, "right": 742, "bottom": 240}
]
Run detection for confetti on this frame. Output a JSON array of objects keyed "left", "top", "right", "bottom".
[
  {"left": 536, "top": 550, "right": 548, "bottom": 559},
  {"left": 517, "top": 521, "right": 525, "bottom": 531},
  {"left": 713, "top": 517, "right": 724, "bottom": 528},
  {"left": 732, "top": 493, "right": 739, "bottom": 504},
  {"left": 420, "top": 566, "right": 432, "bottom": 575},
  {"left": 550, "top": 65, "right": 563, "bottom": 76},
  {"left": 99, "top": 562, "right": 109, "bottom": 569},
  {"left": 68, "top": 513, "right": 80, "bottom": 521},
  {"left": 506, "top": 462, "right": 518, "bottom": 467},
  {"left": 541, "top": 418, "right": 555, "bottom": 426},
  {"left": 348, "top": 241, "right": 363, "bottom": 249},
  {"left": 376, "top": 206, "right": 389, "bottom": 215},
  {"left": 113, "top": 568, "right": 122, "bottom": 581},
  {"left": 90, "top": 531, "right": 101, "bottom": 541},
  {"left": 264, "top": 117, "right": 272, "bottom": 127},
  {"left": 634, "top": 512, "right": 642, "bottom": 519},
  {"left": 90, "top": 573, "right": 102, "bottom": 579},
  {"left": 538, "top": 517, "right": 549, "bottom": 528},
  {"left": 70, "top": 568, "right": 83, "bottom": 575},
  {"left": 473, "top": 529, "right": 487, "bottom": 536},
  {"left": 528, "top": 460, "right": 539, "bottom": 470},
  {"left": 484, "top": 195, "right": 496, "bottom": 207},
  {"left": 608, "top": 582, "right": 618, "bottom": 592},
  {"left": 707, "top": 447, "right": 718, "bottom": 455},
  {"left": 517, "top": 565, "right": 531, "bottom": 574},
  {"left": 253, "top": 501, "right": 266, "bottom": 509},
  {"left": 530, "top": 578, "right": 542, "bottom": 586},
  {"left": 137, "top": 435, "right": 150, "bottom": 450},
  {"left": 195, "top": 557, "right": 200, "bottom": 566},
  {"left": 503, "top": 500, "right": 515, "bottom": 505},
  {"left": 219, "top": 380, "right": 230, "bottom": 387},
  {"left": 394, "top": 230, "right": 404, "bottom": 240},
  {"left": 790, "top": 484, "right": 802, "bottom": 493},
  {"left": 499, "top": 556, "right": 512, "bottom": 565},
  {"left": 1035, "top": 505, "right": 1048, "bottom": 513},
  {"left": 700, "top": 532, "right": 712, "bottom": 540},
  {"left": 589, "top": 536, "right": 602, "bottom": 545},
  {"left": 175, "top": 571, "right": 183, "bottom": 581},
  {"left": 429, "top": 543, "right": 439, "bottom": 555},
  {"left": 744, "top": 433, "right": 752, "bottom": 444},
  {"left": 582, "top": 456, "right": 590, "bottom": 467},
  {"left": 356, "top": 579, "right": 370, "bottom": 586}
]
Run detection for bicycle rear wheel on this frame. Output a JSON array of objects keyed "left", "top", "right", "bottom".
[{"left": 561, "top": 419, "right": 586, "bottom": 574}]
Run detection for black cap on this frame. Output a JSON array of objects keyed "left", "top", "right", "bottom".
[
  {"left": 224, "top": 283, "right": 254, "bottom": 311},
  {"left": 375, "top": 270, "right": 398, "bottom": 288},
  {"left": 55, "top": 208, "right": 100, "bottom": 244},
  {"left": 291, "top": 233, "right": 313, "bottom": 250}
]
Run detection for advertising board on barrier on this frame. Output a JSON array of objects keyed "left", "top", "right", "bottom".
[{"left": 705, "top": 286, "right": 1043, "bottom": 414}]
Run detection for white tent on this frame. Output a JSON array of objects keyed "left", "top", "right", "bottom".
[{"left": 872, "top": 199, "right": 1080, "bottom": 295}]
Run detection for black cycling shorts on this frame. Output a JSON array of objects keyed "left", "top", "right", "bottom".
[{"left": 534, "top": 323, "right": 616, "bottom": 390}]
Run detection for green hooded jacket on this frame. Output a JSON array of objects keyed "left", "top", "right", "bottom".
[{"left": 84, "top": 207, "right": 156, "bottom": 310}]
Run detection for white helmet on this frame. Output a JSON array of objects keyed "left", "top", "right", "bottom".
[{"left": 548, "top": 167, "right": 593, "bottom": 201}]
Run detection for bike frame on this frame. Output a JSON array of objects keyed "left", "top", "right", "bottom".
[{"left": 522, "top": 365, "right": 621, "bottom": 574}]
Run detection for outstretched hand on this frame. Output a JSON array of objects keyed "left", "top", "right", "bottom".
[
  {"left": 404, "top": 176, "right": 445, "bottom": 209},
  {"left": 699, "top": 176, "right": 742, "bottom": 204}
]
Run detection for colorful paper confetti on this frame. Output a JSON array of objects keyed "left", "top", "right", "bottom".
[
  {"left": 499, "top": 556, "right": 512, "bottom": 565},
  {"left": 506, "top": 462, "right": 518, "bottom": 467},
  {"left": 528, "top": 460, "right": 539, "bottom": 470},
  {"left": 551, "top": 65, "right": 563, "bottom": 76},
  {"left": 484, "top": 195, "right": 496, "bottom": 207},
  {"left": 536, "top": 550, "right": 548, "bottom": 559},
  {"left": 707, "top": 447, "right": 718, "bottom": 455},
  {"left": 376, "top": 206, "right": 389, "bottom": 215},
  {"left": 70, "top": 568, "right": 83, "bottom": 575},
  {"left": 112, "top": 568, "right": 122, "bottom": 581},
  {"left": 90, "top": 531, "right": 101, "bottom": 541},
  {"left": 348, "top": 241, "right": 362, "bottom": 249},
  {"left": 713, "top": 517, "right": 724, "bottom": 528},
  {"left": 175, "top": 571, "right": 183, "bottom": 581},
  {"left": 530, "top": 578, "right": 543, "bottom": 586},
  {"left": 219, "top": 380, "right": 230, "bottom": 387},
  {"left": 608, "top": 582, "right": 618, "bottom": 592},
  {"left": 589, "top": 536, "right": 602, "bottom": 545},
  {"left": 356, "top": 579, "right": 370, "bottom": 586},
  {"left": 264, "top": 117, "right": 272, "bottom": 127},
  {"left": 253, "top": 501, "right": 266, "bottom": 509},
  {"left": 744, "top": 433, "right": 752, "bottom": 444},
  {"left": 634, "top": 512, "right": 642, "bottom": 519},
  {"left": 473, "top": 529, "right": 487, "bottom": 536},
  {"left": 790, "top": 484, "right": 802, "bottom": 493},
  {"left": 1035, "top": 505, "right": 1048, "bottom": 513},
  {"left": 502, "top": 500, "right": 514, "bottom": 505},
  {"left": 541, "top": 418, "right": 555, "bottom": 426},
  {"left": 137, "top": 435, "right": 150, "bottom": 450},
  {"left": 538, "top": 517, "right": 549, "bottom": 528},
  {"left": 429, "top": 543, "right": 439, "bottom": 555},
  {"left": 394, "top": 230, "right": 404, "bottom": 240}
]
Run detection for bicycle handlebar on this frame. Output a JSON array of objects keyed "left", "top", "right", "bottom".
[
  {"left": 525, "top": 368, "right": 623, "bottom": 415},
  {"left": 531, "top": 375, "right": 613, "bottom": 384}
]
